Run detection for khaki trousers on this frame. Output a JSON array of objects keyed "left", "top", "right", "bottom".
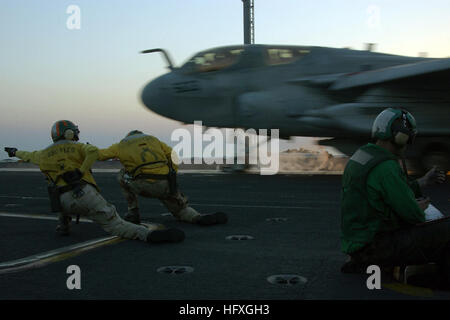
[
  {"left": 118, "top": 170, "right": 200, "bottom": 223},
  {"left": 60, "top": 184, "right": 152, "bottom": 241}
]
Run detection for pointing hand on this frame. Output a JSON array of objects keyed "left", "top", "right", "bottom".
[{"left": 4, "top": 147, "right": 17, "bottom": 157}]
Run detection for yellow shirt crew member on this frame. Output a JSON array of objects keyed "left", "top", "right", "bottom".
[
  {"left": 98, "top": 132, "right": 178, "bottom": 177},
  {"left": 4, "top": 121, "right": 185, "bottom": 244},
  {"left": 97, "top": 130, "right": 227, "bottom": 226},
  {"left": 16, "top": 141, "right": 98, "bottom": 188}
]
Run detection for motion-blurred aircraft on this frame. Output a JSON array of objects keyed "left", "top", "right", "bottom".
[{"left": 140, "top": 45, "right": 450, "bottom": 170}]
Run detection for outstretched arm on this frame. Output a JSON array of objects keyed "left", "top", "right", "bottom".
[
  {"left": 11, "top": 148, "right": 42, "bottom": 166},
  {"left": 97, "top": 144, "right": 119, "bottom": 161},
  {"left": 79, "top": 144, "right": 99, "bottom": 174}
]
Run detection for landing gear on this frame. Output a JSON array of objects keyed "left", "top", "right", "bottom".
[
  {"left": 222, "top": 163, "right": 249, "bottom": 173},
  {"left": 221, "top": 131, "right": 273, "bottom": 173}
]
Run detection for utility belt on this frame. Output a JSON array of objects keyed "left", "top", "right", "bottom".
[
  {"left": 135, "top": 173, "right": 168, "bottom": 180},
  {"left": 47, "top": 180, "right": 87, "bottom": 212},
  {"left": 128, "top": 161, "right": 178, "bottom": 195},
  {"left": 57, "top": 180, "right": 87, "bottom": 195},
  {"left": 46, "top": 170, "right": 88, "bottom": 225}
]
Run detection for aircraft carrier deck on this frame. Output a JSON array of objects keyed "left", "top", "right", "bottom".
[{"left": 0, "top": 170, "right": 449, "bottom": 303}]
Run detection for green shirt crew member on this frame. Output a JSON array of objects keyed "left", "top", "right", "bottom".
[{"left": 340, "top": 108, "right": 449, "bottom": 284}]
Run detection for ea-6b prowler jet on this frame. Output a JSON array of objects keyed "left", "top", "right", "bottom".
[{"left": 140, "top": 45, "right": 450, "bottom": 171}]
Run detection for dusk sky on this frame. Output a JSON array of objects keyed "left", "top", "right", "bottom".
[{"left": 1, "top": 0, "right": 449, "bottom": 154}]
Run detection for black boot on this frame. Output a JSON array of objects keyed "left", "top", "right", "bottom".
[
  {"left": 56, "top": 215, "right": 71, "bottom": 236},
  {"left": 147, "top": 228, "right": 185, "bottom": 243},
  {"left": 124, "top": 208, "right": 141, "bottom": 224},
  {"left": 194, "top": 212, "right": 228, "bottom": 226}
]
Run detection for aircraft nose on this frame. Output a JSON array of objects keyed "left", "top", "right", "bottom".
[{"left": 140, "top": 74, "right": 171, "bottom": 116}]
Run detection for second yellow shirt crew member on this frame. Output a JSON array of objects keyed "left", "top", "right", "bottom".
[{"left": 98, "top": 130, "right": 227, "bottom": 226}]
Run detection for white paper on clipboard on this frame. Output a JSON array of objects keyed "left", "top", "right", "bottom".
[{"left": 424, "top": 204, "right": 444, "bottom": 221}]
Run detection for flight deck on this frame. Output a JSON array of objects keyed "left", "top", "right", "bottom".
[{"left": 0, "top": 171, "right": 449, "bottom": 300}]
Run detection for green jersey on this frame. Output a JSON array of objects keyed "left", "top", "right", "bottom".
[{"left": 341, "top": 143, "right": 425, "bottom": 254}]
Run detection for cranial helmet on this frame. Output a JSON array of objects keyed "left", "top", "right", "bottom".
[
  {"left": 371, "top": 108, "right": 417, "bottom": 146},
  {"left": 51, "top": 120, "right": 80, "bottom": 142},
  {"left": 125, "top": 130, "right": 143, "bottom": 139}
]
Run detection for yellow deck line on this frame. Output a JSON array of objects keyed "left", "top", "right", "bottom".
[
  {"left": 0, "top": 214, "right": 161, "bottom": 274},
  {"left": 383, "top": 282, "right": 434, "bottom": 297},
  {"left": 0, "top": 236, "right": 123, "bottom": 274}
]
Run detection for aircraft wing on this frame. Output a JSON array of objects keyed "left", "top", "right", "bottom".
[
  {"left": 330, "top": 58, "right": 450, "bottom": 90},
  {"left": 294, "top": 59, "right": 450, "bottom": 136}
]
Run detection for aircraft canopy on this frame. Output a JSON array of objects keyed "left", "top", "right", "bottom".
[
  {"left": 180, "top": 45, "right": 311, "bottom": 73},
  {"left": 181, "top": 46, "right": 245, "bottom": 73}
]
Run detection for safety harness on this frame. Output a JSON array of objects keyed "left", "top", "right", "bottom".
[
  {"left": 131, "top": 160, "right": 168, "bottom": 179},
  {"left": 128, "top": 160, "right": 178, "bottom": 195}
]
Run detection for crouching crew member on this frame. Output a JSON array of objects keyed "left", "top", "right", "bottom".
[
  {"left": 4, "top": 121, "right": 184, "bottom": 244},
  {"left": 340, "top": 108, "right": 449, "bottom": 285},
  {"left": 98, "top": 130, "right": 227, "bottom": 226}
]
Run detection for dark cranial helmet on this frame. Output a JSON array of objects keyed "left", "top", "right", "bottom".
[
  {"left": 125, "top": 130, "right": 143, "bottom": 139},
  {"left": 371, "top": 108, "right": 417, "bottom": 146},
  {"left": 51, "top": 120, "right": 80, "bottom": 142}
]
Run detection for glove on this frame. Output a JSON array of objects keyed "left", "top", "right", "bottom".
[
  {"left": 4, "top": 147, "right": 17, "bottom": 157},
  {"left": 418, "top": 166, "right": 446, "bottom": 188}
]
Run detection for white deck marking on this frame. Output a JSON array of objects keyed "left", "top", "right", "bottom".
[
  {"left": 0, "top": 195, "right": 47, "bottom": 200},
  {"left": 0, "top": 168, "right": 350, "bottom": 175},
  {"left": 0, "top": 212, "right": 93, "bottom": 223},
  {"left": 0, "top": 193, "right": 337, "bottom": 210},
  {"left": 190, "top": 203, "right": 320, "bottom": 209},
  {"left": 0, "top": 168, "right": 225, "bottom": 173}
]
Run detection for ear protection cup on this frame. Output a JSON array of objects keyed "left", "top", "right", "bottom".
[
  {"left": 394, "top": 131, "right": 410, "bottom": 146},
  {"left": 51, "top": 120, "right": 80, "bottom": 142},
  {"left": 64, "top": 129, "right": 74, "bottom": 140},
  {"left": 390, "top": 110, "right": 416, "bottom": 146},
  {"left": 372, "top": 108, "right": 418, "bottom": 146}
]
